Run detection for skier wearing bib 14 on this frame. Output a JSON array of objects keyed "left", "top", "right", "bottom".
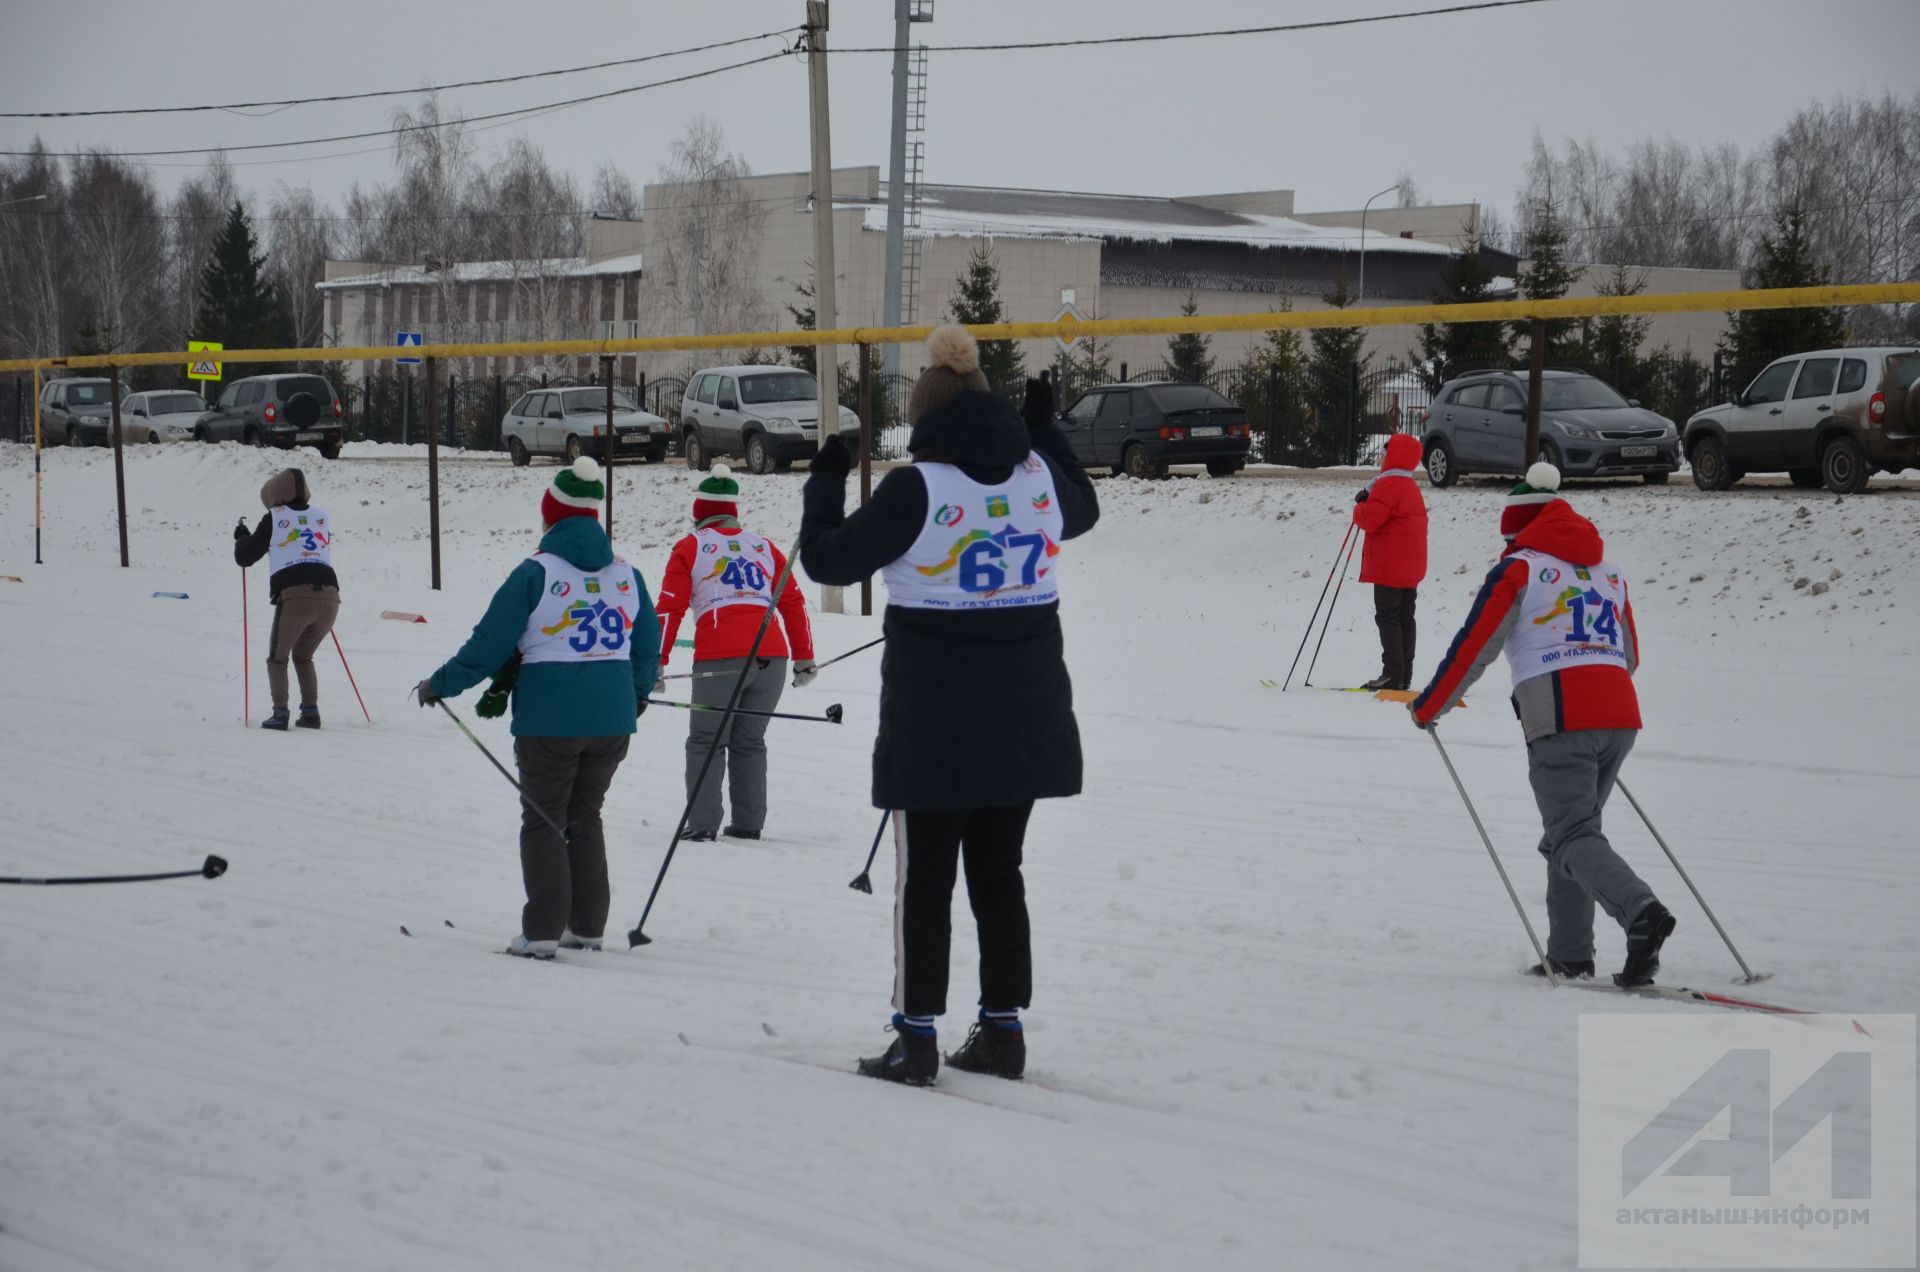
[
  {"left": 800, "top": 326, "right": 1099, "bottom": 1086},
  {"left": 653, "top": 464, "right": 815, "bottom": 843},
  {"left": 234, "top": 467, "right": 339, "bottom": 731},
  {"left": 1410, "top": 463, "right": 1674, "bottom": 987}
]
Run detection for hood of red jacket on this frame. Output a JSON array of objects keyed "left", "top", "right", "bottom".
[
  {"left": 1504, "top": 498, "right": 1605, "bottom": 565},
  {"left": 1381, "top": 433, "right": 1422, "bottom": 472}
]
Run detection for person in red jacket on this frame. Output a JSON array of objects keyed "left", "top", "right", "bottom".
[
  {"left": 655, "top": 465, "right": 815, "bottom": 841},
  {"left": 1351, "top": 432, "right": 1428, "bottom": 691},
  {"left": 1410, "top": 463, "right": 1673, "bottom": 987}
]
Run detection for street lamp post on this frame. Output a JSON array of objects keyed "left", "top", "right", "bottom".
[{"left": 1356, "top": 183, "right": 1399, "bottom": 305}]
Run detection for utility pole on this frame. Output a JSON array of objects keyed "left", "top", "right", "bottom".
[
  {"left": 805, "top": 0, "right": 845, "bottom": 614},
  {"left": 880, "top": 0, "right": 912, "bottom": 379}
]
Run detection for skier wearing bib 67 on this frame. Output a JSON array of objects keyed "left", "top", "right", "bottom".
[
  {"left": 414, "top": 458, "right": 661, "bottom": 960},
  {"left": 1410, "top": 463, "right": 1674, "bottom": 987},
  {"left": 234, "top": 467, "right": 339, "bottom": 731},
  {"left": 800, "top": 326, "right": 1099, "bottom": 1086},
  {"left": 653, "top": 465, "right": 815, "bottom": 843}
]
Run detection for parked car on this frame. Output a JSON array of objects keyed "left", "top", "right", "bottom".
[
  {"left": 1683, "top": 346, "right": 1920, "bottom": 494},
  {"left": 680, "top": 366, "right": 859, "bottom": 474},
  {"left": 500, "top": 386, "right": 671, "bottom": 466},
  {"left": 117, "top": 390, "right": 208, "bottom": 444},
  {"left": 38, "top": 377, "right": 117, "bottom": 447},
  {"left": 1056, "top": 381, "right": 1251, "bottom": 479},
  {"left": 195, "top": 374, "right": 345, "bottom": 458},
  {"left": 1419, "top": 369, "right": 1680, "bottom": 487}
]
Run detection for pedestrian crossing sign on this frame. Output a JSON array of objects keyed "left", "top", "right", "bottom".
[{"left": 187, "top": 340, "right": 223, "bottom": 381}]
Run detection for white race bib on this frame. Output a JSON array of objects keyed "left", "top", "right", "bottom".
[
  {"left": 689, "top": 526, "right": 778, "bottom": 619},
  {"left": 1503, "top": 551, "right": 1632, "bottom": 690},
  {"left": 882, "top": 453, "right": 1066, "bottom": 611},
  {"left": 518, "top": 554, "right": 644, "bottom": 665},
  {"left": 265, "top": 505, "right": 332, "bottom": 574}
]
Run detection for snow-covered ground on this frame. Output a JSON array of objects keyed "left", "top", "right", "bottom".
[{"left": 2, "top": 442, "right": 1916, "bottom": 1271}]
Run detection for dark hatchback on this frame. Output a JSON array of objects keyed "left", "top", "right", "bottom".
[
  {"left": 195, "top": 374, "right": 346, "bottom": 458},
  {"left": 1058, "top": 381, "right": 1251, "bottom": 478}
]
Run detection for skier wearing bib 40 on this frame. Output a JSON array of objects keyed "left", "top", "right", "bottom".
[
  {"left": 234, "top": 467, "right": 339, "bottom": 731},
  {"left": 800, "top": 326, "right": 1099, "bottom": 1086},
  {"left": 1410, "top": 463, "right": 1674, "bottom": 987},
  {"left": 414, "top": 459, "right": 661, "bottom": 960},
  {"left": 653, "top": 465, "right": 815, "bottom": 842}
]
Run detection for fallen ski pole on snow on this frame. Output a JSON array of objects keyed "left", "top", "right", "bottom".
[
  {"left": 1302, "top": 530, "right": 1360, "bottom": 688},
  {"left": 644, "top": 698, "right": 842, "bottom": 725},
  {"left": 1, "top": 855, "right": 227, "bottom": 886},
  {"left": 1616, "top": 779, "right": 1767, "bottom": 984},
  {"left": 433, "top": 699, "right": 569, "bottom": 842},
  {"left": 1280, "top": 522, "right": 1354, "bottom": 692},
  {"left": 1428, "top": 727, "right": 1557, "bottom": 985},
  {"left": 332, "top": 630, "right": 372, "bottom": 723},
  {"left": 849, "top": 808, "right": 890, "bottom": 893}
]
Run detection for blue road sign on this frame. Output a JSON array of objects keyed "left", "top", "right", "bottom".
[{"left": 396, "top": 329, "right": 423, "bottom": 366}]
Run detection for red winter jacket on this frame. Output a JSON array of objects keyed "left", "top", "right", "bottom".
[
  {"left": 655, "top": 521, "right": 815, "bottom": 666},
  {"left": 1411, "top": 499, "right": 1641, "bottom": 740},
  {"left": 1352, "top": 433, "right": 1428, "bottom": 589}
]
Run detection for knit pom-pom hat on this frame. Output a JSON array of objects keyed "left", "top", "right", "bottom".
[
  {"left": 907, "top": 324, "right": 991, "bottom": 424},
  {"left": 1500, "top": 461, "right": 1562, "bottom": 540},
  {"left": 541, "top": 457, "right": 604, "bottom": 527},
  {"left": 693, "top": 462, "right": 740, "bottom": 524}
]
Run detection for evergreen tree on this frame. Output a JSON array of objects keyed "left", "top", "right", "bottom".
[
  {"left": 1240, "top": 302, "right": 1311, "bottom": 463},
  {"left": 1579, "top": 263, "right": 1653, "bottom": 393},
  {"left": 944, "top": 243, "right": 1024, "bottom": 392},
  {"left": 783, "top": 274, "right": 866, "bottom": 414},
  {"left": 1306, "top": 276, "right": 1371, "bottom": 465},
  {"left": 1414, "top": 248, "right": 1510, "bottom": 391},
  {"left": 72, "top": 315, "right": 116, "bottom": 357},
  {"left": 1165, "top": 292, "right": 1215, "bottom": 383},
  {"left": 195, "top": 203, "right": 289, "bottom": 352},
  {"left": 1066, "top": 306, "right": 1113, "bottom": 388},
  {"left": 1508, "top": 195, "right": 1581, "bottom": 363},
  {"left": 1721, "top": 205, "right": 1847, "bottom": 390}
]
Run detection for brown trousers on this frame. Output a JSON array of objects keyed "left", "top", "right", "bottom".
[{"left": 267, "top": 585, "right": 341, "bottom": 708}]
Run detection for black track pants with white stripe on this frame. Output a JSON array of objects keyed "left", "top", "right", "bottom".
[{"left": 891, "top": 803, "right": 1035, "bottom": 1021}]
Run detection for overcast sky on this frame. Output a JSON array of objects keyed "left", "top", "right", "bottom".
[{"left": 4, "top": 0, "right": 1915, "bottom": 217}]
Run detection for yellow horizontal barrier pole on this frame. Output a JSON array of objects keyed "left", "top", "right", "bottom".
[{"left": 4, "top": 282, "right": 1916, "bottom": 375}]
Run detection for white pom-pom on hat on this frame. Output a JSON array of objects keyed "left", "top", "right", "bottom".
[
  {"left": 571, "top": 456, "right": 602, "bottom": 483},
  {"left": 711, "top": 462, "right": 732, "bottom": 479},
  {"left": 1524, "top": 461, "right": 1561, "bottom": 492},
  {"left": 925, "top": 324, "right": 981, "bottom": 376}
]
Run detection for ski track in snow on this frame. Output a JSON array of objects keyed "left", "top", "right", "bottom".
[{"left": 2, "top": 443, "right": 1916, "bottom": 1271}]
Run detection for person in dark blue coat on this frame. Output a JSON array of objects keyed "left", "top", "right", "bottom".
[{"left": 416, "top": 459, "right": 660, "bottom": 958}]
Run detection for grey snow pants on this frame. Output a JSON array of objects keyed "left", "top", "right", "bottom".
[
  {"left": 266, "top": 584, "right": 340, "bottom": 709},
  {"left": 514, "top": 734, "right": 630, "bottom": 942},
  {"left": 1528, "top": 728, "right": 1658, "bottom": 964},
  {"left": 685, "top": 656, "right": 786, "bottom": 836}
]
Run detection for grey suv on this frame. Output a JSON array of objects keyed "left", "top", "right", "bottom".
[
  {"left": 195, "top": 374, "right": 345, "bottom": 458},
  {"left": 1420, "top": 369, "right": 1680, "bottom": 487},
  {"left": 39, "top": 377, "right": 117, "bottom": 447},
  {"left": 1683, "top": 346, "right": 1920, "bottom": 494},
  {"left": 681, "top": 366, "right": 859, "bottom": 473}
]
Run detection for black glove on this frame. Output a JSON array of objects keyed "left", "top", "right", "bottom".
[
  {"left": 475, "top": 654, "right": 519, "bottom": 720},
  {"left": 234, "top": 517, "right": 250, "bottom": 544},
  {"left": 415, "top": 680, "right": 441, "bottom": 708},
  {"left": 1021, "top": 377, "right": 1056, "bottom": 431},
  {"left": 635, "top": 696, "right": 650, "bottom": 718},
  {"left": 810, "top": 432, "right": 852, "bottom": 480},
  {"left": 1354, "top": 488, "right": 1370, "bottom": 505}
]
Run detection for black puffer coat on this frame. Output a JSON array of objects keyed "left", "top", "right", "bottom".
[{"left": 800, "top": 389, "right": 1099, "bottom": 812}]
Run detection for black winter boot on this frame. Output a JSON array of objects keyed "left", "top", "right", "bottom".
[
  {"left": 946, "top": 1016, "right": 1026, "bottom": 1080},
  {"left": 296, "top": 705, "right": 321, "bottom": 730},
  {"left": 1361, "top": 673, "right": 1396, "bottom": 692},
  {"left": 680, "top": 829, "right": 717, "bottom": 843},
  {"left": 1616, "top": 902, "right": 1676, "bottom": 988},
  {"left": 722, "top": 825, "right": 761, "bottom": 841},
  {"left": 1526, "top": 957, "right": 1596, "bottom": 979},
  {"left": 857, "top": 1016, "right": 938, "bottom": 1087},
  {"left": 260, "top": 707, "right": 290, "bottom": 731}
]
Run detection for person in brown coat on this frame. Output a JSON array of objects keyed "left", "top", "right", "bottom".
[{"left": 234, "top": 467, "right": 340, "bottom": 730}]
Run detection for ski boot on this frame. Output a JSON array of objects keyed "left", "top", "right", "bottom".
[
  {"left": 260, "top": 707, "right": 291, "bottom": 731},
  {"left": 857, "top": 1015, "right": 938, "bottom": 1087},
  {"left": 1361, "top": 673, "right": 1397, "bottom": 692},
  {"left": 722, "top": 825, "right": 761, "bottom": 841},
  {"left": 296, "top": 705, "right": 322, "bottom": 730},
  {"left": 681, "top": 829, "right": 717, "bottom": 843},
  {"left": 559, "top": 930, "right": 602, "bottom": 951},
  {"left": 1616, "top": 902, "right": 1676, "bottom": 987},
  {"left": 1526, "top": 957, "right": 1595, "bottom": 979},
  {"left": 946, "top": 1014, "right": 1026, "bottom": 1080},
  {"left": 505, "top": 935, "right": 558, "bottom": 961}
]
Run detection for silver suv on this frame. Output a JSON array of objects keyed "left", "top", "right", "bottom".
[
  {"left": 1684, "top": 346, "right": 1920, "bottom": 494},
  {"left": 500, "top": 386, "right": 670, "bottom": 467},
  {"left": 39, "top": 377, "right": 117, "bottom": 446},
  {"left": 681, "top": 366, "right": 859, "bottom": 473},
  {"left": 1420, "top": 369, "right": 1680, "bottom": 487}
]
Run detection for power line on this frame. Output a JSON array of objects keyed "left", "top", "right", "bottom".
[
  {"left": 0, "top": 50, "right": 794, "bottom": 161},
  {"left": 0, "top": 27, "right": 799, "bottom": 120}
]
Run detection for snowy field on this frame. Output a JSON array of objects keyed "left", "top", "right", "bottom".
[{"left": 2, "top": 441, "right": 1917, "bottom": 1271}]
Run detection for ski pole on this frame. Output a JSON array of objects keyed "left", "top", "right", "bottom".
[
  {"left": 628, "top": 532, "right": 809, "bottom": 949},
  {"left": 657, "top": 636, "right": 886, "bottom": 683},
  {"left": 332, "top": 630, "right": 372, "bottom": 723},
  {"left": 1427, "top": 728, "right": 1557, "bottom": 985},
  {"left": 1301, "top": 529, "right": 1360, "bottom": 688},
  {"left": 1, "top": 855, "right": 227, "bottom": 886},
  {"left": 434, "top": 699, "right": 569, "bottom": 842},
  {"left": 644, "top": 698, "right": 843, "bottom": 725},
  {"left": 807, "top": 635, "right": 885, "bottom": 677},
  {"left": 849, "top": 808, "right": 890, "bottom": 894},
  {"left": 1615, "top": 779, "right": 1766, "bottom": 984},
  {"left": 240, "top": 557, "right": 250, "bottom": 725},
  {"left": 1281, "top": 522, "right": 1354, "bottom": 691}
]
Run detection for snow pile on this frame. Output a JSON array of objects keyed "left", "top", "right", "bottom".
[{"left": 1, "top": 445, "right": 1916, "bottom": 1270}]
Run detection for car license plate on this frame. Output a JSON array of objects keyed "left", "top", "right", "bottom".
[
  {"left": 1191, "top": 425, "right": 1224, "bottom": 438},
  {"left": 1620, "top": 445, "right": 1656, "bottom": 458},
  {"left": 296, "top": 432, "right": 322, "bottom": 442}
]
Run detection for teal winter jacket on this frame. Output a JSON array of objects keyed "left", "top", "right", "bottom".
[{"left": 429, "top": 517, "right": 660, "bottom": 737}]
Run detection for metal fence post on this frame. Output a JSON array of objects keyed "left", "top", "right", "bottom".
[
  {"left": 1525, "top": 318, "right": 1546, "bottom": 464},
  {"left": 1119, "top": 361, "right": 1128, "bottom": 383},
  {"left": 1266, "top": 364, "right": 1281, "bottom": 465},
  {"left": 602, "top": 356, "right": 615, "bottom": 539},
  {"left": 426, "top": 357, "right": 441, "bottom": 591},
  {"left": 109, "top": 365, "right": 129, "bottom": 568},
  {"left": 447, "top": 372, "right": 458, "bottom": 449},
  {"left": 402, "top": 369, "right": 411, "bottom": 446}
]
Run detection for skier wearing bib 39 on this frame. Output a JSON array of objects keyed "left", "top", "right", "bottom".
[
  {"left": 800, "top": 327, "right": 1099, "bottom": 1085},
  {"left": 1351, "top": 432, "right": 1428, "bottom": 691},
  {"left": 654, "top": 464, "right": 815, "bottom": 843},
  {"left": 1410, "top": 463, "right": 1674, "bottom": 987},
  {"left": 234, "top": 467, "right": 339, "bottom": 731},
  {"left": 413, "top": 458, "right": 661, "bottom": 960}
]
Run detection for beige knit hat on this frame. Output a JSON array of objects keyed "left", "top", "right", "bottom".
[{"left": 907, "top": 325, "right": 991, "bottom": 423}]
